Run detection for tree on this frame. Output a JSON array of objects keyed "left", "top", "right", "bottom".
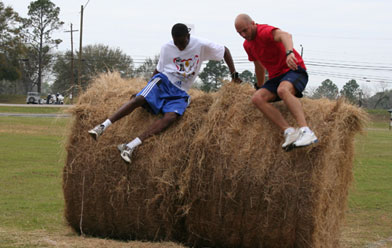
[
  {"left": 366, "top": 89, "right": 392, "bottom": 109},
  {"left": 340, "top": 79, "right": 361, "bottom": 104},
  {"left": 240, "top": 70, "right": 256, "bottom": 84},
  {"left": 51, "top": 44, "right": 134, "bottom": 94},
  {"left": 24, "top": 0, "right": 64, "bottom": 93},
  {"left": 135, "top": 55, "right": 159, "bottom": 81},
  {"left": 312, "top": 79, "right": 339, "bottom": 99},
  {"left": 0, "top": 2, "right": 25, "bottom": 81},
  {"left": 199, "top": 60, "right": 229, "bottom": 92}
]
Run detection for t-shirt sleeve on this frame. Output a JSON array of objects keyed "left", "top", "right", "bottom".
[
  {"left": 199, "top": 38, "right": 225, "bottom": 61},
  {"left": 258, "top": 25, "right": 278, "bottom": 43},
  {"left": 244, "top": 42, "right": 256, "bottom": 61}
]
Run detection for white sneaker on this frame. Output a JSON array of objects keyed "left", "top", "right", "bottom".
[
  {"left": 117, "top": 144, "right": 135, "bottom": 163},
  {"left": 282, "top": 128, "right": 300, "bottom": 151},
  {"left": 293, "top": 129, "right": 318, "bottom": 148}
]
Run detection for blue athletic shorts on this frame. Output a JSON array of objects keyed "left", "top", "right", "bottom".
[
  {"left": 136, "top": 73, "right": 190, "bottom": 115},
  {"left": 261, "top": 66, "right": 308, "bottom": 101}
]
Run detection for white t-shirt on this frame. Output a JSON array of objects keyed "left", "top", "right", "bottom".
[{"left": 157, "top": 36, "right": 225, "bottom": 92}]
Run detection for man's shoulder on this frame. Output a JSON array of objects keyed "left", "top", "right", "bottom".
[
  {"left": 190, "top": 36, "right": 207, "bottom": 44},
  {"left": 257, "top": 23, "right": 276, "bottom": 29},
  {"left": 162, "top": 40, "right": 174, "bottom": 48},
  {"left": 256, "top": 24, "right": 278, "bottom": 35}
]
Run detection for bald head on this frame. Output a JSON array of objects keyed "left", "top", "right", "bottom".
[
  {"left": 235, "top": 14, "right": 253, "bottom": 26},
  {"left": 235, "top": 14, "right": 257, "bottom": 41}
]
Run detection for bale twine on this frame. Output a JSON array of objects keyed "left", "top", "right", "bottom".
[{"left": 63, "top": 72, "right": 368, "bottom": 247}]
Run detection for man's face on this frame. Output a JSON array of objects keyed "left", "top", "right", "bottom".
[
  {"left": 173, "top": 34, "right": 190, "bottom": 51},
  {"left": 235, "top": 21, "right": 255, "bottom": 41}
]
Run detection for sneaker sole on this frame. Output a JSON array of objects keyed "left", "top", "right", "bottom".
[
  {"left": 294, "top": 139, "right": 319, "bottom": 148},
  {"left": 117, "top": 145, "right": 131, "bottom": 163},
  {"left": 120, "top": 152, "right": 131, "bottom": 163},
  {"left": 283, "top": 143, "right": 296, "bottom": 152},
  {"left": 88, "top": 130, "right": 98, "bottom": 141}
]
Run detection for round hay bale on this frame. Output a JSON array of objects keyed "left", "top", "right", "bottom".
[
  {"left": 178, "top": 83, "right": 368, "bottom": 247},
  {"left": 63, "top": 72, "right": 213, "bottom": 240},
  {"left": 63, "top": 72, "right": 368, "bottom": 247}
]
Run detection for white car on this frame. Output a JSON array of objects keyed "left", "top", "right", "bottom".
[{"left": 26, "top": 92, "right": 43, "bottom": 104}]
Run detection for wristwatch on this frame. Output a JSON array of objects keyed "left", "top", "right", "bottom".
[
  {"left": 286, "top": 50, "right": 294, "bottom": 56},
  {"left": 231, "top": 71, "right": 239, "bottom": 79}
]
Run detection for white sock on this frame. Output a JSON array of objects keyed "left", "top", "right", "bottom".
[
  {"left": 101, "top": 119, "right": 112, "bottom": 130},
  {"left": 284, "top": 127, "right": 295, "bottom": 135},
  {"left": 126, "top": 137, "right": 142, "bottom": 149},
  {"left": 300, "top": 126, "right": 311, "bottom": 133}
]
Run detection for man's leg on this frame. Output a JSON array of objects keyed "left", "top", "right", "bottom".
[
  {"left": 109, "top": 95, "right": 146, "bottom": 123},
  {"left": 251, "top": 88, "right": 290, "bottom": 131},
  {"left": 88, "top": 95, "right": 146, "bottom": 140},
  {"left": 139, "top": 112, "right": 178, "bottom": 141},
  {"left": 277, "top": 81, "right": 318, "bottom": 147},
  {"left": 252, "top": 87, "right": 301, "bottom": 151},
  {"left": 118, "top": 112, "right": 178, "bottom": 163},
  {"left": 276, "top": 81, "right": 307, "bottom": 127}
]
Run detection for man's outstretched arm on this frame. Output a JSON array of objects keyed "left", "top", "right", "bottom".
[{"left": 223, "top": 46, "right": 242, "bottom": 83}]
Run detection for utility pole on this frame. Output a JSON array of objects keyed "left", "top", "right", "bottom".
[
  {"left": 77, "top": 5, "right": 84, "bottom": 93},
  {"left": 65, "top": 23, "right": 78, "bottom": 104}
]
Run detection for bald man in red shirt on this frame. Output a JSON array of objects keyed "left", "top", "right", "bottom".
[{"left": 235, "top": 14, "right": 318, "bottom": 151}]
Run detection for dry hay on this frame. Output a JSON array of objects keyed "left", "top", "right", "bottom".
[{"left": 63, "top": 72, "right": 368, "bottom": 247}]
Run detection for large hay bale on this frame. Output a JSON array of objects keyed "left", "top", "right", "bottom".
[{"left": 63, "top": 72, "right": 367, "bottom": 247}]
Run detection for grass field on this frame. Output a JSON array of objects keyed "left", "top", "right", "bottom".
[
  {"left": 0, "top": 109, "right": 391, "bottom": 247},
  {"left": 0, "top": 106, "right": 66, "bottom": 114}
]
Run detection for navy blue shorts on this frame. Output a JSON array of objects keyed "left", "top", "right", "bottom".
[
  {"left": 136, "top": 73, "right": 190, "bottom": 115},
  {"left": 261, "top": 66, "right": 308, "bottom": 101}
]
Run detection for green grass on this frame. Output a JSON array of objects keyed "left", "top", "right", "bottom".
[
  {"left": 0, "top": 106, "right": 66, "bottom": 114},
  {"left": 343, "top": 126, "right": 392, "bottom": 246},
  {"left": 0, "top": 117, "right": 69, "bottom": 232},
  {"left": 366, "top": 108, "right": 392, "bottom": 116},
  {"left": 0, "top": 110, "right": 391, "bottom": 247}
]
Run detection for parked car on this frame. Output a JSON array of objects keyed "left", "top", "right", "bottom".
[{"left": 26, "top": 92, "right": 43, "bottom": 104}]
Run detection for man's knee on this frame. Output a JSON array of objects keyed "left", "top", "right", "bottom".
[
  {"left": 252, "top": 90, "right": 272, "bottom": 106},
  {"left": 128, "top": 95, "right": 147, "bottom": 108},
  {"left": 277, "top": 82, "right": 296, "bottom": 99},
  {"left": 132, "top": 95, "right": 146, "bottom": 103},
  {"left": 163, "top": 112, "right": 178, "bottom": 125}
]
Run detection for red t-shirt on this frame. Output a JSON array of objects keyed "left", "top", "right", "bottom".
[{"left": 243, "top": 24, "right": 306, "bottom": 79}]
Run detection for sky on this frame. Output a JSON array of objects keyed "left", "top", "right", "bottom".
[{"left": 4, "top": 0, "right": 392, "bottom": 95}]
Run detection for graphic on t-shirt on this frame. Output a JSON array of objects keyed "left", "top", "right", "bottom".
[{"left": 173, "top": 55, "right": 200, "bottom": 79}]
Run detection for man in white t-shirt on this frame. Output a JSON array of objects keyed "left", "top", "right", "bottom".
[{"left": 88, "top": 23, "right": 241, "bottom": 163}]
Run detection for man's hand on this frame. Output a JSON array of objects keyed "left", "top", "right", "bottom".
[
  {"left": 231, "top": 72, "right": 242, "bottom": 83},
  {"left": 286, "top": 53, "right": 298, "bottom": 71}
]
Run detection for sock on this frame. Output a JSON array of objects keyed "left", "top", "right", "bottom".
[
  {"left": 300, "top": 126, "right": 311, "bottom": 133},
  {"left": 284, "top": 127, "right": 295, "bottom": 135},
  {"left": 101, "top": 119, "right": 112, "bottom": 130},
  {"left": 126, "top": 137, "right": 142, "bottom": 149}
]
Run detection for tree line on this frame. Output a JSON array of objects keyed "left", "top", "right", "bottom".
[{"left": 1, "top": 0, "right": 390, "bottom": 109}]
